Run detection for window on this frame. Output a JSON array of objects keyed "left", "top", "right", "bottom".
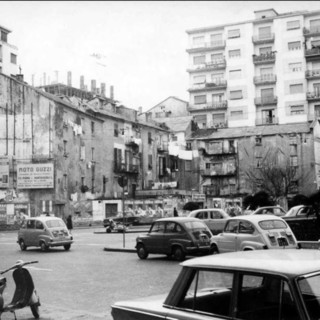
[
  {"left": 212, "top": 93, "right": 224, "bottom": 102},
  {"left": 287, "top": 20, "right": 300, "bottom": 30},
  {"left": 230, "top": 110, "right": 243, "bottom": 119},
  {"left": 290, "top": 84, "right": 303, "bottom": 94},
  {"left": 261, "top": 88, "right": 274, "bottom": 98},
  {"left": 211, "top": 52, "right": 223, "bottom": 63},
  {"left": 212, "top": 113, "right": 225, "bottom": 124},
  {"left": 91, "top": 147, "right": 94, "bottom": 161},
  {"left": 229, "top": 69, "right": 241, "bottom": 79},
  {"left": 10, "top": 53, "right": 17, "bottom": 64},
  {"left": 315, "top": 105, "right": 320, "bottom": 117},
  {"left": 255, "top": 137, "right": 262, "bottom": 145},
  {"left": 230, "top": 90, "right": 243, "bottom": 100},
  {"left": 185, "top": 160, "right": 192, "bottom": 171},
  {"left": 194, "top": 95, "right": 206, "bottom": 104},
  {"left": 193, "top": 55, "right": 205, "bottom": 65},
  {"left": 210, "top": 33, "right": 222, "bottom": 42},
  {"left": 63, "top": 174, "right": 67, "bottom": 189},
  {"left": 114, "top": 123, "right": 118, "bottom": 137},
  {"left": 91, "top": 121, "right": 95, "bottom": 135},
  {"left": 114, "top": 148, "right": 122, "bottom": 170},
  {"left": 256, "top": 156, "right": 263, "bottom": 168},
  {"left": 289, "top": 62, "right": 302, "bottom": 72},
  {"left": 259, "top": 46, "right": 272, "bottom": 54},
  {"left": 192, "top": 35, "right": 204, "bottom": 46},
  {"left": 1, "top": 31, "right": 7, "bottom": 42},
  {"left": 290, "top": 156, "right": 298, "bottom": 167},
  {"left": 148, "top": 154, "right": 152, "bottom": 170},
  {"left": 36, "top": 221, "right": 44, "bottom": 230},
  {"left": 148, "top": 132, "right": 152, "bottom": 144},
  {"left": 228, "top": 29, "right": 240, "bottom": 39},
  {"left": 225, "top": 220, "right": 238, "bottom": 233},
  {"left": 211, "top": 73, "right": 223, "bottom": 83},
  {"left": 193, "top": 75, "right": 206, "bottom": 84},
  {"left": 311, "top": 40, "right": 320, "bottom": 48},
  {"left": 239, "top": 221, "right": 254, "bottom": 234},
  {"left": 290, "top": 105, "right": 305, "bottom": 115},
  {"left": 288, "top": 41, "right": 301, "bottom": 51},
  {"left": 310, "top": 18, "right": 320, "bottom": 32},
  {"left": 194, "top": 114, "right": 206, "bottom": 128},
  {"left": 229, "top": 49, "right": 241, "bottom": 58},
  {"left": 0, "top": 45, "right": 2, "bottom": 61},
  {"left": 290, "top": 144, "right": 298, "bottom": 155},
  {"left": 150, "top": 221, "right": 165, "bottom": 233},
  {"left": 63, "top": 140, "right": 67, "bottom": 155},
  {"left": 258, "top": 26, "right": 271, "bottom": 39}
]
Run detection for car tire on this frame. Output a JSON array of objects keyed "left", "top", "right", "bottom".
[
  {"left": 210, "top": 244, "right": 219, "bottom": 255},
  {"left": 137, "top": 244, "right": 148, "bottom": 259},
  {"left": 40, "top": 241, "right": 49, "bottom": 252},
  {"left": 64, "top": 244, "right": 71, "bottom": 251},
  {"left": 30, "top": 304, "right": 40, "bottom": 319},
  {"left": 106, "top": 227, "right": 111, "bottom": 233},
  {"left": 19, "top": 239, "right": 27, "bottom": 251},
  {"left": 173, "top": 246, "right": 185, "bottom": 261}
]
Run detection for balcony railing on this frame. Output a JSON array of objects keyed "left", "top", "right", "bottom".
[
  {"left": 187, "top": 59, "right": 226, "bottom": 73},
  {"left": 201, "top": 168, "right": 236, "bottom": 177},
  {"left": 256, "top": 117, "right": 279, "bottom": 126},
  {"left": 188, "top": 100, "right": 228, "bottom": 112},
  {"left": 252, "top": 33, "right": 275, "bottom": 44},
  {"left": 303, "top": 26, "right": 320, "bottom": 37},
  {"left": 114, "top": 163, "right": 139, "bottom": 174},
  {"left": 254, "top": 96, "right": 277, "bottom": 105},
  {"left": 186, "top": 40, "right": 226, "bottom": 53},
  {"left": 254, "top": 74, "right": 277, "bottom": 85},
  {"left": 305, "top": 47, "right": 320, "bottom": 60},
  {"left": 188, "top": 80, "right": 227, "bottom": 92},
  {"left": 306, "top": 69, "right": 320, "bottom": 79},
  {"left": 306, "top": 91, "right": 320, "bottom": 101},
  {"left": 253, "top": 52, "right": 276, "bottom": 64}
]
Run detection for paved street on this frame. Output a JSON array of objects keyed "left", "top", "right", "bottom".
[{"left": 0, "top": 227, "right": 182, "bottom": 320}]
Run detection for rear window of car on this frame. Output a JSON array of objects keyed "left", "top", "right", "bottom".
[
  {"left": 45, "top": 219, "right": 65, "bottom": 228},
  {"left": 184, "top": 221, "right": 211, "bottom": 239},
  {"left": 259, "top": 220, "right": 287, "bottom": 230}
]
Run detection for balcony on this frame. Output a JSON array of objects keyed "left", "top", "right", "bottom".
[
  {"left": 254, "top": 74, "right": 277, "bottom": 85},
  {"left": 124, "top": 136, "right": 141, "bottom": 148},
  {"left": 188, "top": 80, "right": 227, "bottom": 93},
  {"left": 305, "top": 46, "right": 320, "bottom": 61},
  {"left": 157, "top": 142, "right": 168, "bottom": 152},
  {"left": 253, "top": 52, "right": 276, "bottom": 65},
  {"left": 186, "top": 40, "right": 226, "bottom": 53},
  {"left": 254, "top": 96, "right": 277, "bottom": 106},
  {"left": 114, "top": 163, "right": 139, "bottom": 174},
  {"left": 188, "top": 101, "right": 228, "bottom": 112},
  {"left": 306, "top": 91, "right": 320, "bottom": 102},
  {"left": 187, "top": 59, "right": 226, "bottom": 73},
  {"left": 303, "top": 26, "right": 320, "bottom": 38},
  {"left": 256, "top": 116, "right": 279, "bottom": 126},
  {"left": 252, "top": 33, "right": 275, "bottom": 45},
  {"left": 201, "top": 168, "right": 236, "bottom": 177},
  {"left": 306, "top": 69, "right": 320, "bottom": 80}
]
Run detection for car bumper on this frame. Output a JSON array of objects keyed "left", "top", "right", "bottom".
[
  {"left": 48, "top": 239, "right": 73, "bottom": 247},
  {"left": 186, "top": 245, "right": 211, "bottom": 253}
]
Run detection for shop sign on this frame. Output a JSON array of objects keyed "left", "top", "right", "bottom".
[
  {"left": 17, "top": 163, "right": 54, "bottom": 189},
  {"left": 192, "top": 193, "right": 206, "bottom": 201}
]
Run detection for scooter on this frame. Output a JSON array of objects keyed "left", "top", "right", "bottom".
[{"left": 0, "top": 260, "right": 40, "bottom": 320}]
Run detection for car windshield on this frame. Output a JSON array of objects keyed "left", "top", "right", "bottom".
[
  {"left": 45, "top": 219, "right": 65, "bottom": 228},
  {"left": 184, "top": 221, "right": 211, "bottom": 239},
  {"left": 298, "top": 273, "right": 320, "bottom": 320},
  {"left": 258, "top": 220, "right": 287, "bottom": 230}
]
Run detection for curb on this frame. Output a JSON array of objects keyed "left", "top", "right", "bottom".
[{"left": 103, "top": 247, "right": 136, "bottom": 253}]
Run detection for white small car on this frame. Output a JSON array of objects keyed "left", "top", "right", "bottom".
[
  {"left": 17, "top": 216, "right": 73, "bottom": 251},
  {"left": 210, "top": 215, "right": 297, "bottom": 253}
]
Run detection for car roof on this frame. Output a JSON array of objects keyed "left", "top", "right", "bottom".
[
  {"left": 227, "top": 214, "right": 285, "bottom": 223},
  {"left": 181, "top": 249, "right": 320, "bottom": 277},
  {"left": 154, "top": 217, "right": 205, "bottom": 223},
  {"left": 26, "top": 216, "right": 63, "bottom": 221},
  {"left": 190, "top": 208, "right": 226, "bottom": 213}
]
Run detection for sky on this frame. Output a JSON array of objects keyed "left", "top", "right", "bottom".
[{"left": 0, "top": 1, "right": 319, "bottom": 111}]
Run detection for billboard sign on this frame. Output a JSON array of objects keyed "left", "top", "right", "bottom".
[{"left": 17, "top": 163, "right": 54, "bottom": 189}]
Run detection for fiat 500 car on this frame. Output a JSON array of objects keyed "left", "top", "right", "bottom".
[
  {"left": 112, "top": 249, "right": 320, "bottom": 320},
  {"left": 17, "top": 216, "right": 73, "bottom": 251},
  {"left": 136, "top": 217, "right": 214, "bottom": 261},
  {"left": 251, "top": 206, "right": 286, "bottom": 216},
  {"left": 210, "top": 215, "right": 297, "bottom": 253}
]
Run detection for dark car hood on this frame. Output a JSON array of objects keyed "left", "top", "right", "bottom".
[{"left": 111, "top": 294, "right": 168, "bottom": 319}]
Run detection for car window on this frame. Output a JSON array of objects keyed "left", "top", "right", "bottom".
[
  {"left": 150, "top": 221, "right": 165, "bottom": 233},
  {"left": 238, "top": 274, "right": 299, "bottom": 320},
  {"left": 166, "top": 222, "right": 183, "bottom": 233},
  {"left": 225, "top": 220, "right": 238, "bottom": 233},
  {"left": 211, "top": 211, "right": 222, "bottom": 219},
  {"left": 26, "top": 220, "right": 35, "bottom": 229},
  {"left": 197, "top": 211, "right": 208, "bottom": 219},
  {"left": 45, "top": 219, "right": 65, "bottom": 228},
  {"left": 259, "top": 220, "right": 287, "bottom": 230},
  {"left": 239, "top": 221, "right": 255, "bottom": 234},
  {"left": 35, "top": 220, "right": 44, "bottom": 230}
]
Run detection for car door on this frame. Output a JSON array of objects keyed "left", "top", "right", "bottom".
[
  {"left": 210, "top": 210, "right": 228, "bottom": 235},
  {"left": 144, "top": 221, "right": 165, "bottom": 253},
  {"left": 217, "top": 220, "right": 239, "bottom": 253},
  {"left": 25, "top": 219, "right": 36, "bottom": 246},
  {"left": 163, "top": 222, "right": 184, "bottom": 254},
  {"left": 236, "top": 220, "right": 258, "bottom": 250}
]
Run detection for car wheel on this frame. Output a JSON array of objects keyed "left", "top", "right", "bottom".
[
  {"left": 173, "top": 246, "right": 185, "bottom": 261},
  {"left": 137, "top": 244, "right": 148, "bottom": 259},
  {"left": 210, "top": 244, "right": 219, "bottom": 255},
  {"left": 106, "top": 227, "right": 111, "bottom": 233},
  {"left": 30, "top": 304, "right": 40, "bottom": 319},
  {"left": 19, "top": 239, "right": 27, "bottom": 251},
  {"left": 40, "top": 241, "right": 49, "bottom": 252},
  {"left": 64, "top": 244, "right": 71, "bottom": 251}
]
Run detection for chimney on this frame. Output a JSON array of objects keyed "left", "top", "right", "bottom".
[
  {"left": 138, "top": 106, "right": 142, "bottom": 114},
  {"left": 67, "top": 71, "right": 72, "bottom": 86},
  {"left": 100, "top": 83, "right": 106, "bottom": 97},
  {"left": 110, "top": 85, "right": 114, "bottom": 100},
  {"left": 91, "top": 80, "right": 96, "bottom": 93},
  {"left": 43, "top": 73, "right": 46, "bottom": 86},
  {"left": 80, "top": 75, "right": 85, "bottom": 90}
]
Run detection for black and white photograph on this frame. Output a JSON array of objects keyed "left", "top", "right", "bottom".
[{"left": 1, "top": 1, "right": 320, "bottom": 319}]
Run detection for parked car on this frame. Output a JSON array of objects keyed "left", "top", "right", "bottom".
[
  {"left": 210, "top": 215, "right": 297, "bottom": 253},
  {"left": 135, "top": 217, "right": 214, "bottom": 261},
  {"left": 112, "top": 249, "right": 320, "bottom": 320},
  {"left": 188, "top": 208, "right": 230, "bottom": 235},
  {"left": 103, "top": 214, "right": 140, "bottom": 228},
  {"left": 284, "top": 205, "right": 313, "bottom": 217},
  {"left": 251, "top": 206, "right": 286, "bottom": 216},
  {"left": 17, "top": 216, "right": 73, "bottom": 251}
]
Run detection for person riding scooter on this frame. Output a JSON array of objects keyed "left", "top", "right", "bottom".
[{"left": 0, "top": 260, "right": 40, "bottom": 319}]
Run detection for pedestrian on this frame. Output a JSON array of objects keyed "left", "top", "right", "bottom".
[
  {"left": 173, "top": 207, "right": 178, "bottom": 217},
  {"left": 66, "top": 214, "right": 73, "bottom": 233}
]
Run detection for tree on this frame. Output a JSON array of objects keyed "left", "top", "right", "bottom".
[{"left": 243, "top": 191, "right": 273, "bottom": 211}]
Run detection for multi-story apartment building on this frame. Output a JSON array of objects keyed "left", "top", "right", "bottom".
[
  {"left": 0, "top": 24, "right": 19, "bottom": 76},
  {"left": 186, "top": 8, "right": 320, "bottom": 128}
]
